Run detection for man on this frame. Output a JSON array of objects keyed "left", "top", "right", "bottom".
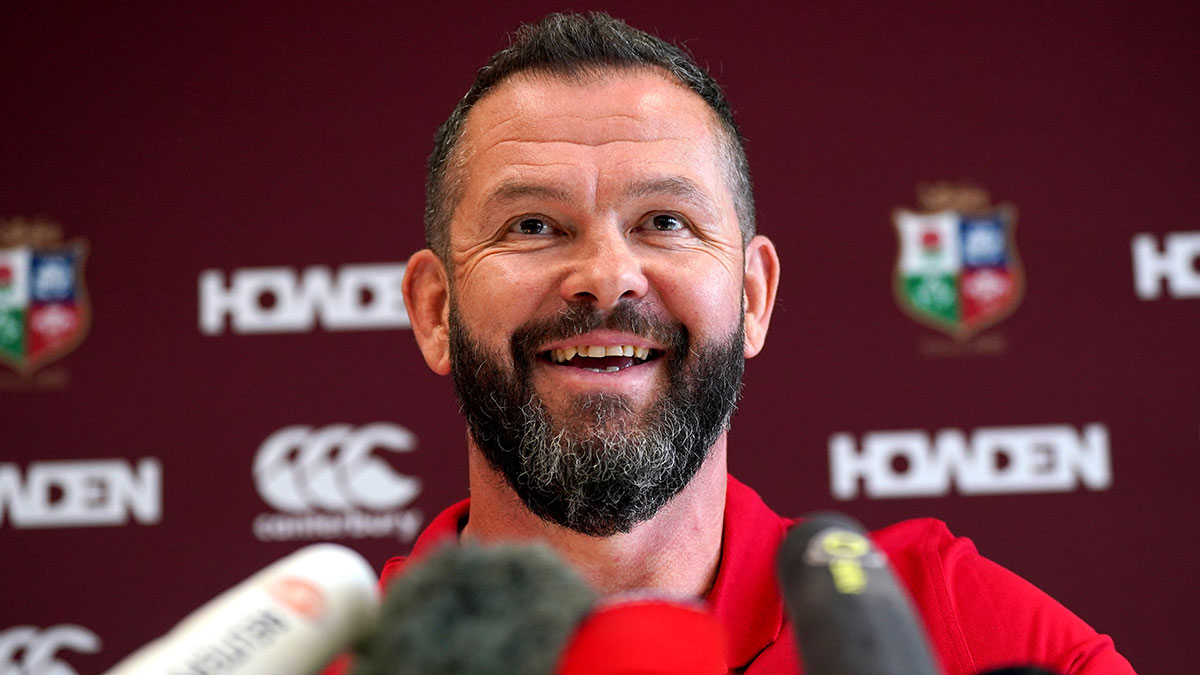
[{"left": 385, "top": 12, "right": 1132, "bottom": 674}]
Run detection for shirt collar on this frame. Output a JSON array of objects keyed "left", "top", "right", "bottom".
[
  {"left": 708, "top": 475, "right": 792, "bottom": 670},
  {"left": 391, "top": 475, "right": 791, "bottom": 671}
]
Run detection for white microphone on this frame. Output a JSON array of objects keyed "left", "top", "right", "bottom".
[{"left": 105, "top": 543, "right": 379, "bottom": 675}]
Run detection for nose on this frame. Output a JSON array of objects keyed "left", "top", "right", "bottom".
[{"left": 558, "top": 227, "right": 649, "bottom": 309}]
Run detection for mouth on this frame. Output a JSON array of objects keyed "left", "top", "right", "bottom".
[{"left": 538, "top": 344, "right": 665, "bottom": 373}]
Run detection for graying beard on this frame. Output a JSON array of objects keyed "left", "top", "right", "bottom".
[
  {"left": 515, "top": 391, "right": 711, "bottom": 530},
  {"left": 449, "top": 301, "right": 744, "bottom": 536}
]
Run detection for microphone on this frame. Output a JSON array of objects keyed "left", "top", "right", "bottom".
[
  {"left": 557, "top": 594, "right": 727, "bottom": 675},
  {"left": 350, "top": 542, "right": 595, "bottom": 675},
  {"left": 777, "top": 512, "right": 939, "bottom": 675},
  {"left": 350, "top": 542, "right": 728, "bottom": 675},
  {"left": 104, "top": 543, "right": 379, "bottom": 675}
]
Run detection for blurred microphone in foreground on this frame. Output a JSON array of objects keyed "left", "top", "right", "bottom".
[
  {"left": 778, "top": 512, "right": 940, "bottom": 675},
  {"left": 557, "top": 594, "right": 728, "bottom": 675},
  {"left": 105, "top": 543, "right": 379, "bottom": 675},
  {"left": 351, "top": 542, "right": 728, "bottom": 675}
]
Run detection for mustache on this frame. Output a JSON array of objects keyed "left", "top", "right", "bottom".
[{"left": 510, "top": 302, "right": 688, "bottom": 368}]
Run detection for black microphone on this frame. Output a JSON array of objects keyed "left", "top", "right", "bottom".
[{"left": 777, "top": 512, "right": 940, "bottom": 675}]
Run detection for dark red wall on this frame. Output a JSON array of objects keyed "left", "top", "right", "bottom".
[{"left": 4, "top": 2, "right": 1196, "bottom": 673}]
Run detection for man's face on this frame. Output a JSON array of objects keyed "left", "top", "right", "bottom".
[{"left": 441, "top": 69, "right": 754, "bottom": 535}]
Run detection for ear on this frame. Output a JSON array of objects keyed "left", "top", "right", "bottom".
[
  {"left": 402, "top": 248, "right": 452, "bottom": 375},
  {"left": 742, "top": 234, "right": 780, "bottom": 359}
]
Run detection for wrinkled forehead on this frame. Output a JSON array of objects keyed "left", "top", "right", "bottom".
[
  {"left": 450, "top": 66, "right": 734, "bottom": 207},
  {"left": 475, "top": 66, "right": 724, "bottom": 141}
]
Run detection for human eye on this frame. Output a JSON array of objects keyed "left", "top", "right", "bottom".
[
  {"left": 640, "top": 212, "right": 689, "bottom": 233},
  {"left": 507, "top": 215, "right": 557, "bottom": 236}
]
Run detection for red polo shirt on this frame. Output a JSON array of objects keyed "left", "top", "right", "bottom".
[{"left": 333, "top": 476, "right": 1133, "bottom": 674}]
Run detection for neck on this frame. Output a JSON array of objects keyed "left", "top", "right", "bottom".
[{"left": 461, "top": 435, "right": 728, "bottom": 598}]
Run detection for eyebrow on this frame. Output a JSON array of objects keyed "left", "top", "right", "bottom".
[
  {"left": 483, "top": 181, "right": 575, "bottom": 211},
  {"left": 621, "top": 176, "right": 718, "bottom": 216}
]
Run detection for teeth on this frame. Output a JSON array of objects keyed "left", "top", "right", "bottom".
[{"left": 549, "top": 345, "right": 654, "bottom": 363}]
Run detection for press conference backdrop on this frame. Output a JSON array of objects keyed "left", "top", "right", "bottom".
[{"left": 3, "top": 2, "right": 1195, "bottom": 673}]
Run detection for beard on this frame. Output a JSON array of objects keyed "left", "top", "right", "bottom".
[{"left": 448, "top": 301, "right": 745, "bottom": 537}]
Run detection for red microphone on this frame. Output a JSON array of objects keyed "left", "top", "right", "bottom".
[{"left": 557, "top": 595, "right": 728, "bottom": 675}]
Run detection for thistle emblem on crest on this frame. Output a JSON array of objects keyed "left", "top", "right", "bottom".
[
  {"left": 0, "top": 217, "right": 90, "bottom": 375},
  {"left": 893, "top": 183, "right": 1023, "bottom": 340}
]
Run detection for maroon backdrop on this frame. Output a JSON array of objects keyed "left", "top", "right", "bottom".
[{"left": 4, "top": 2, "right": 1196, "bottom": 673}]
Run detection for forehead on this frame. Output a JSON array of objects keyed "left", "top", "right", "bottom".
[
  {"left": 470, "top": 67, "right": 722, "bottom": 142},
  {"left": 452, "top": 68, "right": 731, "bottom": 211}
]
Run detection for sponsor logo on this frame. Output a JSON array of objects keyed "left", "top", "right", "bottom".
[
  {"left": 1132, "top": 231, "right": 1200, "bottom": 299},
  {"left": 804, "top": 529, "right": 884, "bottom": 595},
  {"left": 267, "top": 578, "right": 325, "bottom": 620},
  {"left": 830, "top": 423, "right": 1111, "bottom": 499},
  {"left": 893, "top": 182, "right": 1023, "bottom": 340},
  {"left": 252, "top": 423, "right": 423, "bottom": 542},
  {"left": 0, "top": 624, "right": 100, "bottom": 675},
  {"left": 0, "top": 458, "right": 162, "bottom": 529},
  {"left": 0, "top": 218, "right": 90, "bottom": 375},
  {"left": 199, "top": 263, "right": 409, "bottom": 335}
]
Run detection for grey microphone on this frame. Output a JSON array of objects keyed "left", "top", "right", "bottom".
[{"left": 777, "top": 512, "right": 939, "bottom": 675}]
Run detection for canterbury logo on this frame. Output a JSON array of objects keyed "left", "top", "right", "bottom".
[
  {"left": 0, "top": 625, "right": 100, "bottom": 675},
  {"left": 254, "top": 423, "right": 421, "bottom": 512}
]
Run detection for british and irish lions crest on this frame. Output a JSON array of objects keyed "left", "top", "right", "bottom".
[
  {"left": 0, "top": 217, "right": 90, "bottom": 375},
  {"left": 893, "top": 183, "right": 1023, "bottom": 340}
]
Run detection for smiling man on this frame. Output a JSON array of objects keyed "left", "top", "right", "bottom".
[
  {"left": 402, "top": 18, "right": 776, "bottom": 601},
  {"left": 382, "top": 12, "right": 1133, "bottom": 675}
]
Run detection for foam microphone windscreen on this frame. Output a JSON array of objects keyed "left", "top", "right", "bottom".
[{"left": 351, "top": 542, "right": 597, "bottom": 675}]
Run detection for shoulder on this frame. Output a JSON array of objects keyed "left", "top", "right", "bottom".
[
  {"left": 380, "top": 555, "right": 410, "bottom": 590},
  {"left": 377, "top": 496, "right": 472, "bottom": 591},
  {"left": 872, "top": 518, "right": 1134, "bottom": 675}
]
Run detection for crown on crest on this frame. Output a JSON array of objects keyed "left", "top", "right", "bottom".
[
  {"left": 915, "top": 181, "right": 993, "bottom": 214},
  {"left": 0, "top": 216, "right": 65, "bottom": 248}
]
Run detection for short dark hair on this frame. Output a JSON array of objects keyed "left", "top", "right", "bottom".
[{"left": 423, "top": 12, "right": 755, "bottom": 261}]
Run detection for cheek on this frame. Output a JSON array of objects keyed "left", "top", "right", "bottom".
[
  {"left": 454, "top": 258, "right": 555, "bottom": 336},
  {"left": 652, "top": 269, "right": 742, "bottom": 332}
]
